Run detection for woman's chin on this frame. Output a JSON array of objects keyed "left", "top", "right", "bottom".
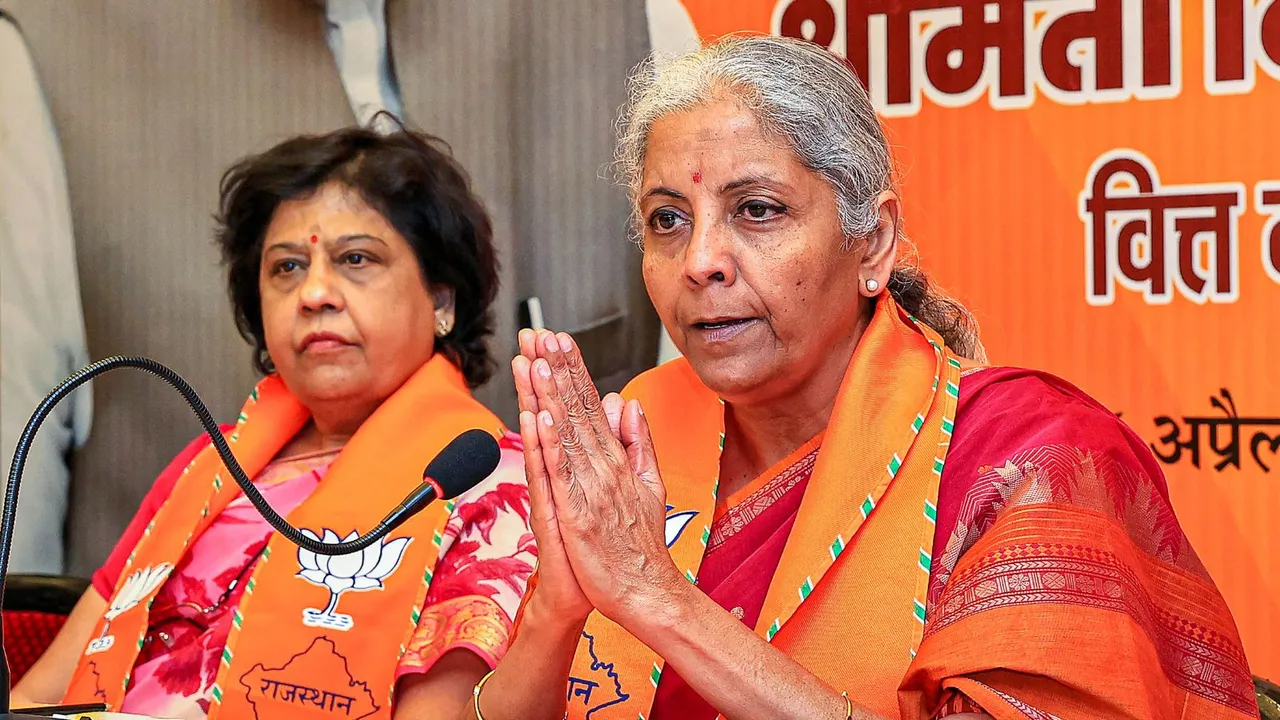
[
  {"left": 286, "top": 366, "right": 373, "bottom": 404},
  {"left": 687, "top": 353, "right": 779, "bottom": 404}
]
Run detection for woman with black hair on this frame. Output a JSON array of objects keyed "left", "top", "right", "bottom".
[{"left": 13, "top": 124, "right": 534, "bottom": 720}]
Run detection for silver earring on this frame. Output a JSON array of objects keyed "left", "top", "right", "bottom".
[
  {"left": 436, "top": 319, "right": 450, "bottom": 336},
  {"left": 865, "top": 278, "right": 880, "bottom": 294}
]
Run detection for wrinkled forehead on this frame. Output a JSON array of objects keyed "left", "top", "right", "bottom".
[{"left": 638, "top": 100, "right": 800, "bottom": 191}]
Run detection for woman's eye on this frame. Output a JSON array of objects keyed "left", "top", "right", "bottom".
[
  {"left": 648, "top": 209, "right": 686, "bottom": 234},
  {"left": 343, "top": 252, "right": 369, "bottom": 267},
  {"left": 739, "top": 200, "right": 784, "bottom": 221},
  {"left": 273, "top": 259, "right": 301, "bottom": 275}
]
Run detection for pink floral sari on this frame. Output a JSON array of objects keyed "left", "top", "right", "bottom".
[{"left": 93, "top": 433, "right": 534, "bottom": 720}]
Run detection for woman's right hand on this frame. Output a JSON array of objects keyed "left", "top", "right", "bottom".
[{"left": 512, "top": 330, "right": 600, "bottom": 624}]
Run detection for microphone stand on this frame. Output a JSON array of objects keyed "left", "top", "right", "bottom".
[{"left": 0, "top": 356, "right": 430, "bottom": 714}]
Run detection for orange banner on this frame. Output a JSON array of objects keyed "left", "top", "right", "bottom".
[{"left": 646, "top": 0, "right": 1279, "bottom": 680}]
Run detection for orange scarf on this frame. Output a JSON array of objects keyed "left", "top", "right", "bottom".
[
  {"left": 559, "top": 296, "right": 962, "bottom": 719},
  {"left": 63, "top": 355, "right": 504, "bottom": 718}
]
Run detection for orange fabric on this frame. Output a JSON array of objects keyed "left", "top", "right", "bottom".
[
  {"left": 63, "top": 355, "right": 504, "bottom": 718},
  {"left": 398, "top": 595, "right": 512, "bottom": 675},
  {"left": 554, "top": 296, "right": 962, "bottom": 718},
  {"left": 657, "top": 1, "right": 1280, "bottom": 681},
  {"left": 544, "top": 294, "right": 1257, "bottom": 718},
  {"left": 899, "top": 482, "right": 1257, "bottom": 719}
]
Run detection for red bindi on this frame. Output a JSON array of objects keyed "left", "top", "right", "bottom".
[
  {"left": 309, "top": 235, "right": 318, "bottom": 244},
  {"left": 692, "top": 171, "right": 702, "bottom": 184}
]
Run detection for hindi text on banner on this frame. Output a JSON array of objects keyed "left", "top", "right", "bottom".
[
  {"left": 1151, "top": 389, "right": 1280, "bottom": 473},
  {"left": 774, "top": 0, "right": 1183, "bottom": 116},
  {"left": 1079, "top": 149, "right": 1244, "bottom": 306},
  {"left": 1256, "top": 182, "right": 1280, "bottom": 285},
  {"left": 1203, "top": 0, "right": 1280, "bottom": 95}
]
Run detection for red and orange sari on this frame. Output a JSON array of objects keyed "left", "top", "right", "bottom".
[{"left": 557, "top": 296, "right": 1256, "bottom": 719}]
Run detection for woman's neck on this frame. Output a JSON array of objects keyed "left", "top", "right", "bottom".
[
  {"left": 280, "top": 400, "right": 377, "bottom": 457},
  {"left": 718, "top": 313, "right": 868, "bottom": 494},
  {"left": 720, "top": 399, "right": 831, "bottom": 494}
]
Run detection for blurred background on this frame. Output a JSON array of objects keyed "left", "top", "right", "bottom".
[
  {"left": 1, "top": 0, "right": 1276, "bottom": 692},
  {"left": 1, "top": 0, "right": 659, "bottom": 577}
]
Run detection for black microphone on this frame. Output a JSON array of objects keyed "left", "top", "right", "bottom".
[
  {"left": 0, "top": 356, "right": 501, "bottom": 714},
  {"left": 366, "top": 428, "right": 501, "bottom": 539}
]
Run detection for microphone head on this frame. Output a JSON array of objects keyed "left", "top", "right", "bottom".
[{"left": 422, "top": 429, "right": 501, "bottom": 499}]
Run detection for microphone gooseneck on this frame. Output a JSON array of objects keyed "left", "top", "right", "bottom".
[
  {"left": 1, "top": 355, "right": 501, "bottom": 600},
  {"left": 0, "top": 355, "right": 500, "bottom": 712}
]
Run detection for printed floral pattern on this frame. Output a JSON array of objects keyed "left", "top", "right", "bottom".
[
  {"left": 400, "top": 436, "right": 536, "bottom": 674},
  {"left": 118, "top": 434, "right": 533, "bottom": 719}
]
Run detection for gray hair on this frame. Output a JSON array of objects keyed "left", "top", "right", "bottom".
[{"left": 614, "top": 35, "right": 986, "bottom": 361}]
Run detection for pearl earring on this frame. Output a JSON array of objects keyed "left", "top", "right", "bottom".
[{"left": 865, "top": 278, "right": 880, "bottom": 294}]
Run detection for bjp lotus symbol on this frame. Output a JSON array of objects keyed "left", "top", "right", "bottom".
[
  {"left": 665, "top": 505, "right": 698, "bottom": 548},
  {"left": 296, "top": 529, "right": 411, "bottom": 631},
  {"left": 86, "top": 563, "right": 173, "bottom": 654}
]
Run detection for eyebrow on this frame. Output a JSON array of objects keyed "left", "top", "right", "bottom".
[
  {"left": 264, "top": 233, "right": 388, "bottom": 253},
  {"left": 334, "top": 233, "right": 388, "bottom": 247},
  {"left": 719, "top": 174, "right": 781, "bottom": 194},
  {"left": 642, "top": 187, "right": 687, "bottom": 201},
  {"left": 641, "top": 175, "right": 784, "bottom": 202}
]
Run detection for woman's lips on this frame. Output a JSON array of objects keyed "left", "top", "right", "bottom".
[
  {"left": 690, "top": 318, "right": 759, "bottom": 343},
  {"left": 300, "top": 332, "right": 355, "bottom": 353},
  {"left": 304, "top": 339, "right": 351, "bottom": 353}
]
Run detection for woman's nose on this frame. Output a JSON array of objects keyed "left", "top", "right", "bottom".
[
  {"left": 683, "top": 219, "right": 736, "bottom": 288},
  {"left": 298, "top": 262, "right": 344, "bottom": 313}
]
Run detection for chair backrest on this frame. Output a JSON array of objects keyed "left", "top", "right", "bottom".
[
  {"left": 2, "top": 574, "right": 90, "bottom": 682},
  {"left": 1258, "top": 675, "right": 1280, "bottom": 720}
]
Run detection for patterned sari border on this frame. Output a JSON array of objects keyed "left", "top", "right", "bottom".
[
  {"left": 706, "top": 448, "right": 819, "bottom": 552},
  {"left": 926, "top": 537, "right": 1256, "bottom": 715},
  {"left": 962, "top": 679, "right": 1061, "bottom": 720},
  {"left": 397, "top": 595, "right": 511, "bottom": 678}
]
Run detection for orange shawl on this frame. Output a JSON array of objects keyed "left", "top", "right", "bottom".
[
  {"left": 554, "top": 296, "right": 1257, "bottom": 719},
  {"left": 560, "top": 296, "right": 962, "bottom": 718},
  {"left": 63, "top": 355, "right": 504, "bottom": 718}
]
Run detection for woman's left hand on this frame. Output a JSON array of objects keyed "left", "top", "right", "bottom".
[
  {"left": 519, "top": 332, "right": 901, "bottom": 720},
  {"left": 523, "top": 330, "right": 682, "bottom": 622}
]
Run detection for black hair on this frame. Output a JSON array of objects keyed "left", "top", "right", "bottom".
[{"left": 215, "top": 115, "right": 499, "bottom": 387}]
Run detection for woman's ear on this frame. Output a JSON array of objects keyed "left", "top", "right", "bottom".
[
  {"left": 857, "top": 190, "right": 899, "bottom": 296},
  {"left": 432, "top": 285, "right": 457, "bottom": 333}
]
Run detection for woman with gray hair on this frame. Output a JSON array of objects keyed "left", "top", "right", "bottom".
[{"left": 472, "top": 36, "right": 1255, "bottom": 720}]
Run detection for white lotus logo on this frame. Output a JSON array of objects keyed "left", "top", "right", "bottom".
[
  {"left": 297, "top": 529, "right": 411, "bottom": 631},
  {"left": 665, "top": 506, "right": 698, "bottom": 548},
  {"left": 85, "top": 563, "right": 173, "bottom": 655}
]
